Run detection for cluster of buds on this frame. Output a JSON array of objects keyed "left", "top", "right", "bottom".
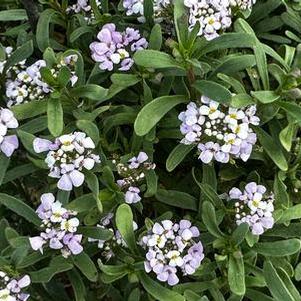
[
  {"left": 33, "top": 132, "right": 100, "bottom": 191},
  {"left": 184, "top": 0, "right": 256, "bottom": 40},
  {"left": 88, "top": 213, "right": 138, "bottom": 260},
  {"left": 0, "top": 108, "right": 19, "bottom": 157},
  {"left": 141, "top": 220, "right": 204, "bottom": 286},
  {"left": 4, "top": 54, "right": 78, "bottom": 107},
  {"left": 179, "top": 97, "right": 259, "bottom": 164},
  {"left": 90, "top": 23, "right": 148, "bottom": 71},
  {"left": 229, "top": 182, "right": 275, "bottom": 235},
  {"left": 123, "top": 0, "right": 171, "bottom": 23},
  {"left": 29, "top": 193, "right": 83, "bottom": 258},
  {"left": 66, "top": 0, "right": 102, "bottom": 23},
  {"left": 113, "top": 151, "right": 156, "bottom": 204},
  {"left": 0, "top": 272, "right": 30, "bottom": 301},
  {"left": 0, "top": 46, "right": 14, "bottom": 74}
]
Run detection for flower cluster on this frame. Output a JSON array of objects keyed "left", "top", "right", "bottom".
[
  {"left": 184, "top": 0, "right": 232, "bottom": 40},
  {"left": 229, "top": 182, "right": 275, "bottom": 235},
  {"left": 66, "top": 0, "right": 102, "bottom": 23},
  {"left": 0, "top": 272, "right": 30, "bottom": 301},
  {"left": 90, "top": 23, "right": 148, "bottom": 71},
  {"left": 29, "top": 193, "right": 83, "bottom": 258},
  {"left": 113, "top": 151, "right": 156, "bottom": 204},
  {"left": 178, "top": 97, "right": 259, "bottom": 164},
  {"left": 33, "top": 132, "right": 100, "bottom": 191},
  {"left": 88, "top": 213, "right": 138, "bottom": 260},
  {"left": 123, "top": 0, "right": 171, "bottom": 23},
  {"left": 0, "top": 108, "right": 19, "bottom": 157},
  {"left": 5, "top": 55, "right": 78, "bottom": 107},
  {"left": 0, "top": 46, "right": 13, "bottom": 74},
  {"left": 184, "top": 0, "right": 256, "bottom": 40},
  {"left": 141, "top": 220, "right": 204, "bottom": 286}
]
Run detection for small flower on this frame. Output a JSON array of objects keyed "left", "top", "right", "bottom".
[
  {"left": 61, "top": 217, "right": 80, "bottom": 233},
  {"left": 125, "top": 187, "right": 141, "bottom": 204}
]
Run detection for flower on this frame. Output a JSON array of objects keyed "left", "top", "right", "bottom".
[
  {"left": 0, "top": 272, "right": 30, "bottom": 301},
  {"left": 0, "top": 108, "right": 19, "bottom": 157},
  {"left": 66, "top": 0, "right": 102, "bottom": 23},
  {"left": 33, "top": 132, "right": 100, "bottom": 191},
  {"left": 125, "top": 186, "right": 141, "bottom": 204},
  {"left": 141, "top": 220, "right": 204, "bottom": 286},
  {"left": 179, "top": 97, "right": 259, "bottom": 164},
  {"left": 90, "top": 23, "right": 148, "bottom": 71},
  {"left": 29, "top": 193, "right": 83, "bottom": 258},
  {"left": 229, "top": 182, "right": 275, "bottom": 235}
]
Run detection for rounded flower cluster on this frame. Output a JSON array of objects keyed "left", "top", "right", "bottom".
[
  {"left": 90, "top": 23, "right": 148, "bottom": 71},
  {"left": 0, "top": 272, "right": 30, "bottom": 301},
  {"left": 229, "top": 182, "right": 275, "bottom": 235},
  {"left": 0, "top": 108, "right": 19, "bottom": 157},
  {"left": 33, "top": 132, "right": 100, "bottom": 191},
  {"left": 184, "top": 0, "right": 232, "bottom": 40},
  {"left": 5, "top": 55, "right": 78, "bottom": 107},
  {"left": 29, "top": 193, "right": 83, "bottom": 258},
  {"left": 88, "top": 213, "right": 138, "bottom": 260},
  {"left": 66, "top": 0, "right": 102, "bottom": 23},
  {"left": 123, "top": 0, "right": 171, "bottom": 23},
  {"left": 178, "top": 97, "right": 259, "bottom": 164},
  {"left": 141, "top": 220, "right": 204, "bottom": 286},
  {"left": 114, "top": 151, "right": 156, "bottom": 204}
]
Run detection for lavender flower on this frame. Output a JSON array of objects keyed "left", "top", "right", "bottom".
[
  {"left": 229, "top": 182, "right": 275, "bottom": 235},
  {"left": 0, "top": 108, "right": 19, "bottom": 157},
  {"left": 141, "top": 220, "right": 204, "bottom": 286},
  {"left": 88, "top": 213, "right": 138, "bottom": 260},
  {"left": 178, "top": 97, "right": 260, "bottom": 164},
  {"left": 33, "top": 132, "right": 100, "bottom": 191},
  {"left": 90, "top": 23, "right": 148, "bottom": 71},
  {"left": 123, "top": 0, "right": 171, "bottom": 23},
  {"left": 0, "top": 272, "right": 30, "bottom": 301},
  {"left": 66, "top": 0, "right": 102, "bottom": 23},
  {"left": 29, "top": 193, "right": 83, "bottom": 257},
  {"left": 113, "top": 151, "right": 156, "bottom": 204}
]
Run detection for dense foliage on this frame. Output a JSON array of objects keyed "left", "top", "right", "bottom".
[{"left": 1, "top": 0, "right": 301, "bottom": 300}]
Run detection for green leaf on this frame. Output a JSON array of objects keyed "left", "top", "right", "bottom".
[
  {"left": 77, "top": 226, "right": 113, "bottom": 240},
  {"left": 11, "top": 101, "right": 47, "bottom": 120},
  {"left": 134, "top": 95, "right": 187, "bottom": 136},
  {"left": 279, "top": 123, "right": 296, "bottom": 152},
  {"left": 144, "top": 169, "right": 158, "bottom": 197},
  {"left": 166, "top": 144, "right": 195, "bottom": 172},
  {"left": 254, "top": 239, "right": 301, "bottom": 256},
  {"left": 36, "top": 9, "right": 62, "bottom": 52},
  {"left": 193, "top": 80, "right": 232, "bottom": 104},
  {"left": 71, "top": 84, "right": 108, "bottom": 102},
  {"left": 0, "top": 9, "right": 28, "bottom": 21},
  {"left": 155, "top": 189, "right": 198, "bottom": 211},
  {"left": 201, "top": 201, "right": 225, "bottom": 237},
  {"left": 138, "top": 272, "right": 185, "bottom": 301},
  {"left": 67, "top": 270, "right": 87, "bottom": 301},
  {"left": 278, "top": 101, "right": 301, "bottom": 122},
  {"left": 0, "top": 154, "right": 10, "bottom": 186},
  {"left": 17, "top": 130, "right": 36, "bottom": 155},
  {"left": 254, "top": 127, "right": 288, "bottom": 171},
  {"left": 30, "top": 256, "right": 73, "bottom": 283},
  {"left": 115, "top": 204, "right": 137, "bottom": 253},
  {"left": 66, "top": 193, "right": 96, "bottom": 213},
  {"left": 231, "top": 94, "right": 254, "bottom": 108},
  {"left": 228, "top": 252, "right": 245, "bottom": 296},
  {"left": 277, "top": 267, "right": 301, "bottom": 300},
  {"left": 134, "top": 50, "right": 185, "bottom": 70},
  {"left": 4, "top": 40, "right": 33, "bottom": 72},
  {"left": 47, "top": 98, "right": 64, "bottom": 137},
  {"left": 0, "top": 193, "right": 40, "bottom": 226},
  {"left": 76, "top": 120, "right": 100, "bottom": 145},
  {"left": 274, "top": 172, "right": 289, "bottom": 208},
  {"left": 149, "top": 24, "right": 162, "bottom": 50},
  {"left": 263, "top": 261, "right": 295, "bottom": 301},
  {"left": 251, "top": 91, "right": 280, "bottom": 103},
  {"left": 231, "top": 223, "right": 249, "bottom": 246},
  {"left": 279, "top": 204, "right": 301, "bottom": 223},
  {"left": 3, "top": 164, "right": 38, "bottom": 185},
  {"left": 73, "top": 252, "right": 98, "bottom": 282}
]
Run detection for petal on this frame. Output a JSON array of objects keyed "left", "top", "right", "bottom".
[
  {"left": 69, "top": 170, "right": 85, "bottom": 187},
  {"left": 57, "top": 174, "right": 73, "bottom": 191},
  {"left": 33, "top": 138, "right": 52, "bottom": 153}
]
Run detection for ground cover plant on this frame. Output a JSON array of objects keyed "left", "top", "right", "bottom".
[{"left": 1, "top": 0, "right": 301, "bottom": 300}]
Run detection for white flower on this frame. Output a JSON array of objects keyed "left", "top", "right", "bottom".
[
  {"left": 167, "top": 250, "right": 184, "bottom": 267},
  {"left": 61, "top": 217, "right": 80, "bottom": 232},
  {"left": 221, "top": 133, "right": 241, "bottom": 153},
  {"left": 59, "top": 134, "right": 75, "bottom": 152},
  {"left": 229, "top": 122, "right": 249, "bottom": 139},
  {"left": 0, "top": 288, "right": 15, "bottom": 301},
  {"left": 225, "top": 108, "right": 245, "bottom": 125},
  {"left": 50, "top": 201, "right": 67, "bottom": 223},
  {"left": 199, "top": 101, "right": 220, "bottom": 120}
]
